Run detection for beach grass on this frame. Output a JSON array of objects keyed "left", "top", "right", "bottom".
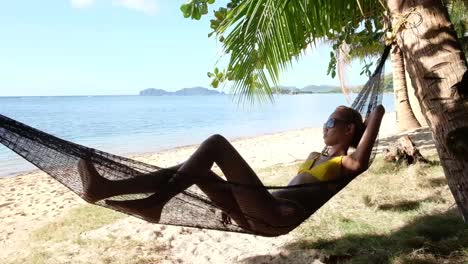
[
  {"left": 12, "top": 235, "right": 168, "bottom": 264},
  {"left": 10, "top": 205, "right": 168, "bottom": 264},
  {"left": 283, "top": 155, "right": 468, "bottom": 263},
  {"left": 6, "top": 154, "right": 468, "bottom": 263},
  {"left": 31, "top": 204, "right": 125, "bottom": 243}
]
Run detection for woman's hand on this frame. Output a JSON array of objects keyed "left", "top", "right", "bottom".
[{"left": 364, "top": 105, "right": 385, "bottom": 127}]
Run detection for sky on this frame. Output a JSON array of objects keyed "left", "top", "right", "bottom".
[{"left": 0, "top": 0, "right": 373, "bottom": 96}]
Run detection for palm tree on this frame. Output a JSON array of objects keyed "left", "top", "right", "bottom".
[
  {"left": 327, "top": 0, "right": 465, "bottom": 132},
  {"left": 387, "top": 0, "right": 468, "bottom": 220},
  {"left": 392, "top": 45, "right": 422, "bottom": 132},
  {"left": 182, "top": 0, "right": 468, "bottom": 221},
  {"left": 398, "top": 0, "right": 466, "bottom": 130}
]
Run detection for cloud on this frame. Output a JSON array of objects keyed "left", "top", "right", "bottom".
[
  {"left": 112, "top": 0, "right": 157, "bottom": 15},
  {"left": 71, "top": 0, "right": 94, "bottom": 8}
]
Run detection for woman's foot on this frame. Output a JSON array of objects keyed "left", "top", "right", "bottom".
[
  {"left": 78, "top": 159, "right": 113, "bottom": 203},
  {"left": 105, "top": 195, "right": 164, "bottom": 223}
]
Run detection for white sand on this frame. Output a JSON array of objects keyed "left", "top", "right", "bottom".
[{"left": 0, "top": 113, "right": 405, "bottom": 263}]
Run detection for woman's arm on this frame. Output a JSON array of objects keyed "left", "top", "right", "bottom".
[{"left": 342, "top": 105, "right": 385, "bottom": 175}]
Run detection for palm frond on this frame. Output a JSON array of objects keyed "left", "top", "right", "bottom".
[{"left": 213, "top": 0, "right": 385, "bottom": 102}]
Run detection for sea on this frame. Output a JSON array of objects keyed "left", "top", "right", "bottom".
[{"left": 0, "top": 94, "right": 395, "bottom": 176}]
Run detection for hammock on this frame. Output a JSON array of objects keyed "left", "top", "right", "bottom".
[{"left": 0, "top": 45, "right": 390, "bottom": 236}]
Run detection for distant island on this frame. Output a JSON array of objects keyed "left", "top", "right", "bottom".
[
  {"left": 275, "top": 84, "right": 350, "bottom": 94},
  {"left": 276, "top": 74, "right": 394, "bottom": 94},
  {"left": 140, "top": 87, "right": 225, "bottom": 96},
  {"left": 140, "top": 76, "right": 393, "bottom": 96}
]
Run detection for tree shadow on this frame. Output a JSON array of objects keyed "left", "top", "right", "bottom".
[
  {"left": 240, "top": 209, "right": 467, "bottom": 264},
  {"left": 426, "top": 177, "right": 448, "bottom": 188},
  {"left": 376, "top": 195, "right": 447, "bottom": 212},
  {"left": 377, "top": 200, "right": 423, "bottom": 211},
  {"left": 238, "top": 249, "right": 328, "bottom": 264}
]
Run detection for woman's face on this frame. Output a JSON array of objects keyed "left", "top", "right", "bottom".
[{"left": 322, "top": 108, "right": 354, "bottom": 146}]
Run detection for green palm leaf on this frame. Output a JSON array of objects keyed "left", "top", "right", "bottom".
[
  {"left": 181, "top": 0, "right": 388, "bottom": 103},
  {"left": 214, "top": 0, "right": 385, "bottom": 102}
]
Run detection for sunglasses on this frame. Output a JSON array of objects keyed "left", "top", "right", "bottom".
[{"left": 323, "top": 118, "right": 349, "bottom": 129}]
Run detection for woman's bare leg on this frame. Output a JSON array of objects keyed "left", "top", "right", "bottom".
[
  {"left": 78, "top": 160, "right": 182, "bottom": 203},
  {"left": 79, "top": 160, "right": 251, "bottom": 227},
  {"left": 177, "top": 134, "right": 304, "bottom": 230},
  {"left": 106, "top": 169, "right": 251, "bottom": 227},
  {"left": 106, "top": 135, "right": 304, "bottom": 232}
]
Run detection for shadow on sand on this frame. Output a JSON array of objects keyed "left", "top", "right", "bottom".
[{"left": 240, "top": 209, "right": 467, "bottom": 264}]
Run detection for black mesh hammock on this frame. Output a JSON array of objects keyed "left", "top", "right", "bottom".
[{"left": 0, "top": 45, "right": 390, "bottom": 236}]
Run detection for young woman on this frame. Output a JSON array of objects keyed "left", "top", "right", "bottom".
[{"left": 78, "top": 105, "right": 385, "bottom": 236}]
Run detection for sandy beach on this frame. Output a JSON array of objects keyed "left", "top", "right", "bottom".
[{"left": 1, "top": 112, "right": 438, "bottom": 263}]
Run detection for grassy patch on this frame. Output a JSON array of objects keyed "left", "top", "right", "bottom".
[
  {"left": 32, "top": 204, "right": 125, "bottom": 243},
  {"left": 283, "top": 155, "right": 468, "bottom": 263},
  {"left": 11, "top": 236, "right": 167, "bottom": 264},
  {"left": 256, "top": 163, "right": 299, "bottom": 186},
  {"left": 9, "top": 204, "right": 167, "bottom": 264}
]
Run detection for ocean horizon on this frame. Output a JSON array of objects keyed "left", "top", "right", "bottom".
[{"left": 0, "top": 94, "right": 394, "bottom": 176}]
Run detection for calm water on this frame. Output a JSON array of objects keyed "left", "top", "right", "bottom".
[{"left": 0, "top": 94, "right": 394, "bottom": 176}]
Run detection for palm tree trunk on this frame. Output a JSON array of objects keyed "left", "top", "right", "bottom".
[
  {"left": 405, "top": 66, "right": 429, "bottom": 127},
  {"left": 387, "top": 0, "right": 468, "bottom": 221},
  {"left": 392, "top": 45, "right": 422, "bottom": 132}
]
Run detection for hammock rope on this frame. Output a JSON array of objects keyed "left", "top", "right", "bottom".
[{"left": 0, "top": 45, "right": 391, "bottom": 236}]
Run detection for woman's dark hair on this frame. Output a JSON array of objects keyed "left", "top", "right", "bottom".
[{"left": 336, "top": 106, "right": 365, "bottom": 148}]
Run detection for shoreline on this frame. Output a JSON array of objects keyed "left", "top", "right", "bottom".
[{"left": 1, "top": 112, "right": 397, "bottom": 178}]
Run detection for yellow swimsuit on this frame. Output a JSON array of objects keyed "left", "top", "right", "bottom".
[{"left": 298, "top": 153, "right": 343, "bottom": 181}]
